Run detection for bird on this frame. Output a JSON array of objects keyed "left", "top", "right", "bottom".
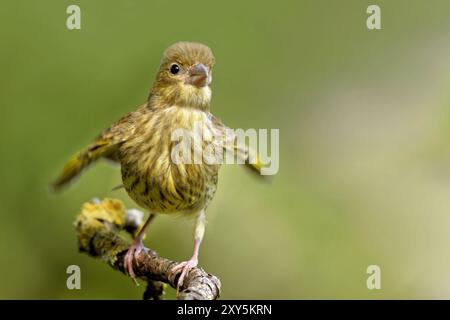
[{"left": 52, "top": 41, "right": 264, "bottom": 289}]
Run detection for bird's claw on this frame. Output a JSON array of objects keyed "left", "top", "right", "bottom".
[
  {"left": 124, "top": 241, "right": 145, "bottom": 284},
  {"left": 171, "top": 258, "right": 198, "bottom": 290}
]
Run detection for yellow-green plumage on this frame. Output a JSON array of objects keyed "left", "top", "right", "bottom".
[
  {"left": 119, "top": 105, "right": 222, "bottom": 214},
  {"left": 52, "top": 41, "right": 264, "bottom": 286}
]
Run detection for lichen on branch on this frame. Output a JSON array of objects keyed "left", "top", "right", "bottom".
[{"left": 74, "top": 198, "right": 221, "bottom": 300}]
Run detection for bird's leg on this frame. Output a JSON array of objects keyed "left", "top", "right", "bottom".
[
  {"left": 172, "top": 210, "right": 206, "bottom": 290},
  {"left": 124, "top": 213, "right": 155, "bottom": 282}
]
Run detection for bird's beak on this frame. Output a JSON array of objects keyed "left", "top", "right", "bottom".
[{"left": 186, "top": 63, "right": 210, "bottom": 87}]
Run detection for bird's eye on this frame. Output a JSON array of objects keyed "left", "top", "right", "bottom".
[{"left": 170, "top": 64, "right": 180, "bottom": 75}]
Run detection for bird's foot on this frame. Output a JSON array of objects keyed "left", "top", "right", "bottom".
[
  {"left": 171, "top": 258, "right": 198, "bottom": 290},
  {"left": 124, "top": 240, "right": 146, "bottom": 284}
]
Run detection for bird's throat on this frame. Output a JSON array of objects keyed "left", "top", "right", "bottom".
[{"left": 150, "top": 84, "right": 212, "bottom": 111}]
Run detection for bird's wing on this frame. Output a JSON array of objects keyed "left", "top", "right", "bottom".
[
  {"left": 210, "top": 114, "right": 265, "bottom": 175},
  {"left": 52, "top": 104, "right": 148, "bottom": 191}
]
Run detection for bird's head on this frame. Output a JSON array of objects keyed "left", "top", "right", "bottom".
[{"left": 150, "top": 42, "right": 215, "bottom": 111}]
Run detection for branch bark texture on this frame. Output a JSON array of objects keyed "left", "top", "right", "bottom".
[{"left": 74, "top": 198, "right": 221, "bottom": 300}]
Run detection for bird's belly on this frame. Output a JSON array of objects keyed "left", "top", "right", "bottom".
[
  {"left": 119, "top": 105, "right": 222, "bottom": 214},
  {"left": 121, "top": 158, "right": 219, "bottom": 214}
]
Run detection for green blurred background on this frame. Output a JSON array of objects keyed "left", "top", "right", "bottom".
[{"left": 1, "top": 0, "right": 450, "bottom": 299}]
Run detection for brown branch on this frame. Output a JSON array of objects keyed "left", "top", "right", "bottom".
[{"left": 74, "top": 198, "right": 221, "bottom": 300}]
